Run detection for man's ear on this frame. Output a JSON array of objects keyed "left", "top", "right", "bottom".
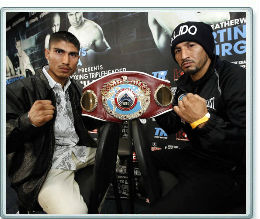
[{"left": 45, "top": 49, "right": 50, "bottom": 62}]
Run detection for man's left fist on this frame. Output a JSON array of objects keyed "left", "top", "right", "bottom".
[{"left": 173, "top": 93, "right": 208, "bottom": 124}]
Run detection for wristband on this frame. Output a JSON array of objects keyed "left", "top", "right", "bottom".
[{"left": 190, "top": 113, "right": 210, "bottom": 129}]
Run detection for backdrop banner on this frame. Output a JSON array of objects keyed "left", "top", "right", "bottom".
[{"left": 5, "top": 9, "right": 248, "bottom": 202}]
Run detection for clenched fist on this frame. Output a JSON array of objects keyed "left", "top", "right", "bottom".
[
  {"left": 28, "top": 100, "right": 55, "bottom": 127},
  {"left": 173, "top": 93, "right": 208, "bottom": 124}
]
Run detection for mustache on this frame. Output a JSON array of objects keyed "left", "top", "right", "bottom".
[
  {"left": 181, "top": 59, "right": 194, "bottom": 67},
  {"left": 58, "top": 65, "right": 72, "bottom": 70}
]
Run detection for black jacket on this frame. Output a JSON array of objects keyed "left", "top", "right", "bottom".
[
  {"left": 156, "top": 56, "right": 246, "bottom": 171},
  {"left": 6, "top": 69, "right": 103, "bottom": 210}
]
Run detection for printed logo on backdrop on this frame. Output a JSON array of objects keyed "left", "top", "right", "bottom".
[
  {"left": 151, "top": 142, "right": 162, "bottom": 151},
  {"left": 212, "top": 17, "right": 246, "bottom": 68},
  {"left": 6, "top": 76, "right": 24, "bottom": 85},
  {"left": 171, "top": 87, "right": 177, "bottom": 96},
  {"left": 152, "top": 70, "right": 168, "bottom": 80},
  {"left": 77, "top": 48, "right": 88, "bottom": 67},
  {"left": 164, "top": 145, "right": 181, "bottom": 150},
  {"left": 173, "top": 69, "right": 184, "bottom": 81},
  {"left": 176, "top": 130, "right": 189, "bottom": 141},
  {"left": 154, "top": 127, "right": 168, "bottom": 139}
]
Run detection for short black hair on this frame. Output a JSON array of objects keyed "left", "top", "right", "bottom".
[{"left": 49, "top": 31, "right": 80, "bottom": 51}]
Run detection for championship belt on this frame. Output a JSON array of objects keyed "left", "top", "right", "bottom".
[{"left": 81, "top": 71, "right": 173, "bottom": 123}]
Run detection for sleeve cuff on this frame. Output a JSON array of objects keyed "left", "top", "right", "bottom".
[
  {"left": 194, "top": 113, "right": 217, "bottom": 135},
  {"left": 18, "top": 113, "right": 38, "bottom": 133}
]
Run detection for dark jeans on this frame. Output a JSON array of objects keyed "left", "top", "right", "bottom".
[{"left": 144, "top": 149, "right": 246, "bottom": 214}]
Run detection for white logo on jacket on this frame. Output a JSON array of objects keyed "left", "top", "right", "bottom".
[{"left": 206, "top": 97, "right": 215, "bottom": 110}]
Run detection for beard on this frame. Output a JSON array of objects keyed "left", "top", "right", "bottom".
[
  {"left": 181, "top": 54, "right": 209, "bottom": 76},
  {"left": 183, "top": 67, "right": 200, "bottom": 76}
]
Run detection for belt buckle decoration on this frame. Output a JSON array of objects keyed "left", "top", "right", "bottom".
[
  {"left": 101, "top": 76, "right": 150, "bottom": 120},
  {"left": 81, "top": 90, "right": 98, "bottom": 112},
  {"left": 80, "top": 71, "right": 174, "bottom": 122}
]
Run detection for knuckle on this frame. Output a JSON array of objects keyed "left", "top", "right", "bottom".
[{"left": 37, "top": 100, "right": 44, "bottom": 105}]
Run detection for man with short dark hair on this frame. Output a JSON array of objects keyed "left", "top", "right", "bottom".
[
  {"left": 147, "top": 21, "right": 246, "bottom": 214},
  {"left": 7, "top": 31, "right": 103, "bottom": 214}
]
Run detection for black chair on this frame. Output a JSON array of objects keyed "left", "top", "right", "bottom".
[
  {"left": 115, "top": 119, "right": 177, "bottom": 213},
  {"left": 117, "top": 125, "right": 136, "bottom": 213},
  {"left": 87, "top": 122, "right": 122, "bottom": 213},
  {"left": 130, "top": 119, "right": 162, "bottom": 203}
]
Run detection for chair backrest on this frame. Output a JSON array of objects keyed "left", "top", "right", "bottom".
[
  {"left": 130, "top": 119, "right": 161, "bottom": 203},
  {"left": 88, "top": 122, "right": 121, "bottom": 213},
  {"left": 74, "top": 165, "right": 94, "bottom": 207}
]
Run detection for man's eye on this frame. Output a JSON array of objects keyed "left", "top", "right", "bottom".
[
  {"left": 175, "top": 49, "right": 180, "bottom": 54},
  {"left": 56, "top": 50, "right": 63, "bottom": 54},
  {"left": 70, "top": 53, "right": 78, "bottom": 57}
]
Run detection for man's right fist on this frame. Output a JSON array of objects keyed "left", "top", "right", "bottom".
[{"left": 28, "top": 100, "right": 55, "bottom": 127}]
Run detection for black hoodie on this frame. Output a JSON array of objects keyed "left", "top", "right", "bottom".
[{"left": 156, "top": 56, "right": 246, "bottom": 171}]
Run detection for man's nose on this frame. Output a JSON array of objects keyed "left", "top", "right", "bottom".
[
  {"left": 181, "top": 48, "right": 190, "bottom": 60},
  {"left": 62, "top": 54, "right": 69, "bottom": 64}
]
